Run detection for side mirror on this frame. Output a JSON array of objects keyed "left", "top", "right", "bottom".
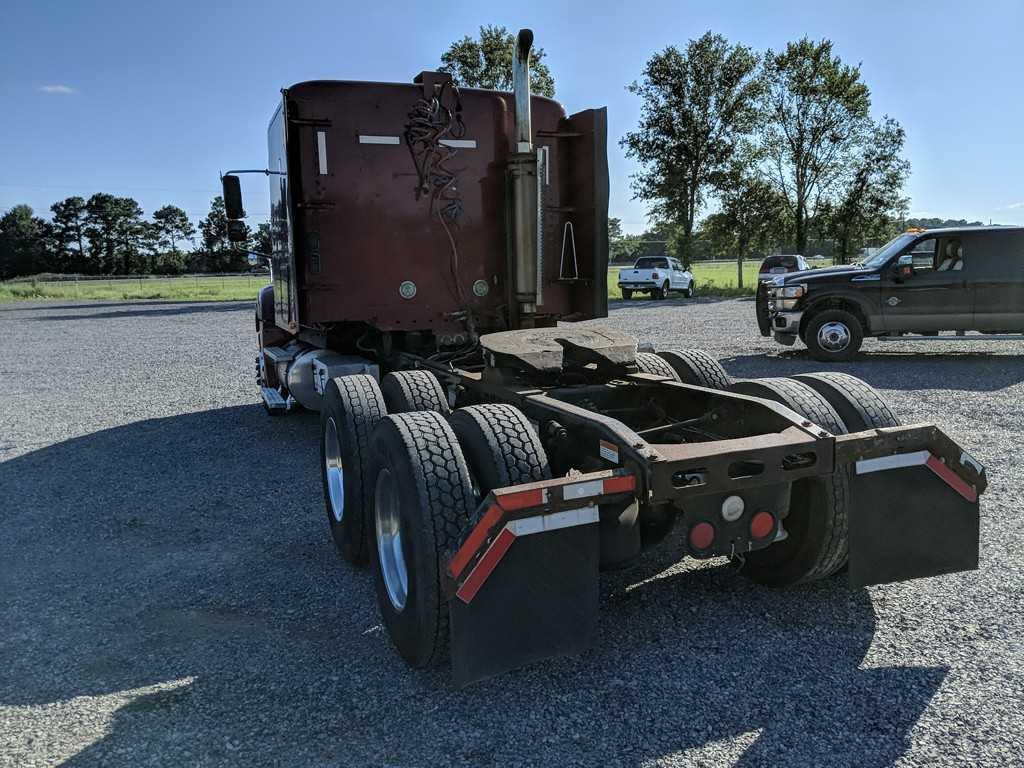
[
  {"left": 226, "top": 219, "right": 248, "bottom": 243},
  {"left": 222, "top": 175, "right": 245, "bottom": 220},
  {"left": 895, "top": 254, "right": 914, "bottom": 280},
  {"left": 246, "top": 252, "right": 261, "bottom": 266}
]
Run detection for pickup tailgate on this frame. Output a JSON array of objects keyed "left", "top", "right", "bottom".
[{"left": 619, "top": 268, "right": 656, "bottom": 284}]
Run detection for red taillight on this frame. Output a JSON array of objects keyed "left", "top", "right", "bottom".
[
  {"left": 750, "top": 511, "right": 775, "bottom": 540},
  {"left": 651, "top": 271, "right": 660, "bottom": 279},
  {"left": 688, "top": 522, "right": 715, "bottom": 550}
]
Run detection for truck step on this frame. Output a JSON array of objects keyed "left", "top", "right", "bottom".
[
  {"left": 261, "top": 386, "right": 289, "bottom": 411},
  {"left": 263, "top": 346, "right": 297, "bottom": 364}
]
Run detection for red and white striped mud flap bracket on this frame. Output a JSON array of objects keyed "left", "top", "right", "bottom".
[
  {"left": 446, "top": 470, "right": 636, "bottom": 687},
  {"left": 845, "top": 437, "right": 983, "bottom": 589}
]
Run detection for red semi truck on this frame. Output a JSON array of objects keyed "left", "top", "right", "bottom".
[{"left": 222, "top": 30, "right": 985, "bottom": 685}]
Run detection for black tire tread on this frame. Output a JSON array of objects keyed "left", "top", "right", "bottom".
[
  {"left": 374, "top": 411, "right": 474, "bottom": 668},
  {"left": 450, "top": 404, "right": 551, "bottom": 491},
  {"left": 635, "top": 351, "right": 681, "bottom": 381},
  {"left": 729, "top": 376, "right": 850, "bottom": 583},
  {"left": 381, "top": 370, "right": 450, "bottom": 415},
  {"left": 791, "top": 372, "right": 900, "bottom": 432},
  {"left": 657, "top": 349, "right": 732, "bottom": 390},
  {"left": 321, "top": 374, "right": 386, "bottom": 564}
]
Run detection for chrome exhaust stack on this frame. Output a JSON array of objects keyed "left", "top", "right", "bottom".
[
  {"left": 509, "top": 28, "right": 539, "bottom": 324},
  {"left": 513, "top": 29, "right": 534, "bottom": 154}
]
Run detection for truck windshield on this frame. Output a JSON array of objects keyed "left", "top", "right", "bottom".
[
  {"left": 859, "top": 234, "right": 916, "bottom": 270},
  {"left": 634, "top": 258, "right": 669, "bottom": 269}
]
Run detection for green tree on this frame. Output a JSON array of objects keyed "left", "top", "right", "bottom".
[
  {"left": 0, "top": 205, "right": 48, "bottom": 278},
  {"left": 199, "top": 196, "right": 249, "bottom": 272},
  {"left": 712, "top": 167, "right": 789, "bottom": 287},
  {"left": 439, "top": 25, "right": 555, "bottom": 97},
  {"left": 50, "top": 196, "right": 89, "bottom": 273},
  {"left": 152, "top": 205, "right": 195, "bottom": 255},
  {"left": 821, "top": 117, "right": 911, "bottom": 263},
  {"left": 759, "top": 38, "right": 871, "bottom": 255},
  {"left": 622, "top": 32, "right": 763, "bottom": 265},
  {"left": 254, "top": 222, "right": 271, "bottom": 255},
  {"left": 84, "top": 193, "right": 146, "bottom": 274}
]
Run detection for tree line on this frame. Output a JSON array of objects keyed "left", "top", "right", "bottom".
[
  {"left": 442, "top": 27, "right": 922, "bottom": 285},
  {"left": 0, "top": 195, "right": 268, "bottom": 280}
]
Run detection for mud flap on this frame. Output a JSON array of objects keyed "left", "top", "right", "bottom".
[
  {"left": 449, "top": 520, "right": 599, "bottom": 686},
  {"left": 848, "top": 452, "right": 980, "bottom": 588},
  {"left": 446, "top": 471, "right": 635, "bottom": 687}
]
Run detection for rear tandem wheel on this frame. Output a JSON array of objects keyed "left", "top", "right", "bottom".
[
  {"left": 369, "top": 411, "right": 475, "bottom": 668},
  {"left": 727, "top": 377, "right": 851, "bottom": 586},
  {"left": 319, "top": 374, "right": 387, "bottom": 565}
]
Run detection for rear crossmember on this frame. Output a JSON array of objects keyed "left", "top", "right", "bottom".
[{"left": 442, "top": 422, "right": 984, "bottom": 685}]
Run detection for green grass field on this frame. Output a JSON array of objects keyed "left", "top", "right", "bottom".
[
  {"left": 3, "top": 259, "right": 831, "bottom": 304},
  {"left": 0, "top": 275, "right": 268, "bottom": 303}
]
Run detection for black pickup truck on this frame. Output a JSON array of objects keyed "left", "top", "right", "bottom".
[{"left": 761, "top": 226, "right": 1024, "bottom": 361}]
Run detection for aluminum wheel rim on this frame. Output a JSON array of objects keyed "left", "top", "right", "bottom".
[
  {"left": 324, "top": 417, "right": 345, "bottom": 523},
  {"left": 817, "top": 321, "right": 851, "bottom": 352},
  {"left": 375, "top": 468, "right": 408, "bottom": 611}
]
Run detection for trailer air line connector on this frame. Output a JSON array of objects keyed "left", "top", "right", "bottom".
[{"left": 509, "top": 28, "right": 540, "bottom": 323}]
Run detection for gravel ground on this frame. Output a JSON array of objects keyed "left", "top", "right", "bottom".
[{"left": 1, "top": 296, "right": 1022, "bottom": 767}]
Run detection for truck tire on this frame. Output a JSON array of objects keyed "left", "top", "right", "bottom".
[
  {"left": 684, "top": 281, "right": 695, "bottom": 298},
  {"left": 635, "top": 351, "right": 682, "bottom": 381},
  {"left": 791, "top": 372, "right": 900, "bottom": 432},
  {"left": 320, "top": 374, "right": 387, "bottom": 565},
  {"left": 450, "top": 404, "right": 551, "bottom": 500},
  {"left": 755, "top": 282, "right": 771, "bottom": 337},
  {"left": 381, "top": 370, "right": 450, "bottom": 415},
  {"left": 369, "top": 411, "right": 475, "bottom": 668},
  {"left": 652, "top": 281, "right": 669, "bottom": 300},
  {"left": 804, "top": 309, "right": 864, "bottom": 362},
  {"left": 621, "top": 288, "right": 633, "bottom": 300},
  {"left": 727, "top": 377, "right": 851, "bottom": 586},
  {"left": 656, "top": 350, "right": 732, "bottom": 390}
]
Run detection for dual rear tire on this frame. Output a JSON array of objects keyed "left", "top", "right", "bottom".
[
  {"left": 321, "top": 370, "right": 550, "bottom": 668},
  {"left": 729, "top": 373, "right": 899, "bottom": 586}
]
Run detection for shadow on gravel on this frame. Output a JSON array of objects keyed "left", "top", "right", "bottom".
[
  {"left": 24, "top": 301, "right": 250, "bottom": 322},
  {"left": 0, "top": 299, "right": 249, "bottom": 312},
  {"left": 609, "top": 296, "right": 740, "bottom": 309},
  {"left": 1, "top": 405, "right": 945, "bottom": 767},
  {"left": 723, "top": 350, "right": 1024, "bottom": 391}
]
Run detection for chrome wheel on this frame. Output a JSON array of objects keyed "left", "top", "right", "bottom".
[
  {"left": 324, "top": 417, "right": 344, "bottom": 522},
  {"left": 817, "top": 321, "right": 851, "bottom": 353},
  {"left": 375, "top": 468, "right": 408, "bottom": 611}
]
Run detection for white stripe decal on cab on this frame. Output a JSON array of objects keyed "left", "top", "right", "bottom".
[{"left": 358, "top": 135, "right": 401, "bottom": 145}]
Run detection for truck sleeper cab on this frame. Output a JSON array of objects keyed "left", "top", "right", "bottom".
[{"left": 765, "top": 226, "right": 1024, "bottom": 361}]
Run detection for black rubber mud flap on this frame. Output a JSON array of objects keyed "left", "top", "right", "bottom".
[
  {"left": 848, "top": 456, "right": 979, "bottom": 588},
  {"left": 449, "top": 522, "right": 599, "bottom": 687}
]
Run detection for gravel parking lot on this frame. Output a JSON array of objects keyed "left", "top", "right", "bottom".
[{"left": 2, "top": 296, "right": 1023, "bottom": 767}]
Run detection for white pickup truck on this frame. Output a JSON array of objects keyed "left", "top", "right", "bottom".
[{"left": 617, "top": 257, "right": 695, "bottom": 300}]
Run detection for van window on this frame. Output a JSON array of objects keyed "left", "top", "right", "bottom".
[
  {"left": 936, "top": 239, "right": 964, "bottom": 272},
  {"left": 909, "top": 239, "right": 937, "bottom": 273}
]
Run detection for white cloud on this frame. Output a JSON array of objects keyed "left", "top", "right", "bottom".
[
  {"left": 1002, "top": 202, "right": 1024, "bottom": 210},
  {"left": 39, "top": 84, "right": 76, "bottom": 94}
]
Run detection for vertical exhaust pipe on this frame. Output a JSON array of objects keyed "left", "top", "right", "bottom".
[
  {"left": 513, "top": 29, "right": 534, "bottom": 153},
  {"left": 509, "top": 28, "right": 539, "bottom": 323}
]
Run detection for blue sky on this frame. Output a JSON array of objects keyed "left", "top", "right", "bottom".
[{"left": 2, "top": 0, "right": 1022, "bottom": 234}]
